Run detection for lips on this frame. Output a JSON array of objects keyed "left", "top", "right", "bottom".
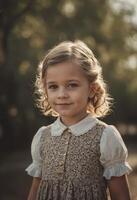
[{"left": 55, "top": 103, "right": 72, "bottom": 105}]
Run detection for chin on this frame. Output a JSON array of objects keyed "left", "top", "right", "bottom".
[
  {"left": 59, "top": 112, "right": 71, "bottom": 116},
  {"left": 58, "top": 111, "right": 72, "bottom": 117}
]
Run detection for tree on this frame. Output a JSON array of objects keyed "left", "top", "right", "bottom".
[
  {"left": 0, "top": 0, "right": 34, "bottom": 149},
  {"left": 0, "top": 0, "right": 137, "bottom": 151}
]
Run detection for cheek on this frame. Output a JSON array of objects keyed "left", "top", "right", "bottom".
[
  {"left": 80, "top": 92, "right": 90, "bottom": 104},
  {"left": 47, "top": 93, "right": 54, "bottom": 100},
  {"left": 74, "top": 94, "right": 88, "bottom": 104},
  {"left": 46, "top": 91, "right": 54, "bottom": 102}
]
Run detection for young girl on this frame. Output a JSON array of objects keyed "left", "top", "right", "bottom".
[{"left": 26, "top": 40, "right": 132, "bottom": 200}]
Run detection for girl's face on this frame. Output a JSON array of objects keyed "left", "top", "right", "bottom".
[{"left": 45, "top": 61, "right": 92, "bottom": 126}]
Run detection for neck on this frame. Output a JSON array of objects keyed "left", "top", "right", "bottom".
[{"left": 60, "top": 113, "right": 89, "bottom": 126}]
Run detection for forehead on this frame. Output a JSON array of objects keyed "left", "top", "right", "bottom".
[{"left": 46, "top": 61, "right": 87, "bottom": 81}]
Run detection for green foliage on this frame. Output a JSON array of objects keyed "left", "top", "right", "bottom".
[{"left": 0, "top": 0, "right": 137, "bottom": 150}]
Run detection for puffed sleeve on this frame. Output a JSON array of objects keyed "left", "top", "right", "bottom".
[
  {"left": 100, "top": 125, "right": 132, "bottom": 180},
  {"left": 25, "top": 127, "right": 45, "bottom": 177}
]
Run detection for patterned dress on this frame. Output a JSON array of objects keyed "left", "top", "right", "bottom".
[
  {"left": 36, "top": 123, "right": 107, "bottom": 200},
  {"left": 26, "top": 115, "right": 132, "bottom": 200}
]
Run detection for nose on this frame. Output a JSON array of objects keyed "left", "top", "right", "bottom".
[{"left": 57, "top": 87, "right": 68, "bottom": 99}]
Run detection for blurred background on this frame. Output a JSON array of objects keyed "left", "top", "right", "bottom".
[{"left": 0, "top": 0, "right": 137, "bottom": 199}]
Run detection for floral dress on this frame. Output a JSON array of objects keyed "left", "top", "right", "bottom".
[{"left": 26, "top": 115, "right": 132, "bottom": 200}]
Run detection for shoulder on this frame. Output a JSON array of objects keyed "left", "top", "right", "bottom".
[
  {"left": 97, "top": 120, "right": 127, "bottom": 147},
  {"left": 95, "top": 119, "right": 107, "bottom": 129},
  {"left": 31, "top": 124, "right": 52, "bottom": 157},
  {"left": 31, "top": 124, "right": 52, "bottom": 147},
  {"left": 101, "top": 123, "right": 124, "bottom": 143},
  {"left": 97, "top": 119, "right": 121, "bottom": 138},
  {"left": 35, "top": 125, "right": 52, "bottom": 137},
  {"left": 100, "top": 123, "right": 127, "bottom": 155}
]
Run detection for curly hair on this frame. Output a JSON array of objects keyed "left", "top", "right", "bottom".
[{"left": 35, "top": 40, "right": 113, "bottom": 118}]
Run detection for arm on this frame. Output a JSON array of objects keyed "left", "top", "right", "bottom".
[
  {"left": 27, "top": 177, "right": 41, "bottom": 200},
  {"left": 26, "top": 127, "right": 45, "bottom": 199},
  {"left": 107, "top": 175, "right": 131, "bottom": 200},
  {"left": 100, "top": 126, "right": 132, "bottom": 199}
]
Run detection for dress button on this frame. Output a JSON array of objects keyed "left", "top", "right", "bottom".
[
  {"left": 65, "top": 140, "right": 69, "bottom": 145},
  {"left": 68, "top": 129, "right": 71, "bottom": 133},
  {"left": 59, "top": 161, "right": 64, "bottom": 166},
  {"left": 63, "top": 152, "right": 66, "bottom": 157}
]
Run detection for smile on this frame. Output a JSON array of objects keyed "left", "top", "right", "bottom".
[{"left": 56, "top": 103, "right": 72, "bottom": 105}]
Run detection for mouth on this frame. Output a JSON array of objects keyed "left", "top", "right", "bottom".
[{"left": 55, "top": 103, "right": 72, "bottom": 105}]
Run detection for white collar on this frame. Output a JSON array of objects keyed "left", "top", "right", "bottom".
[{"left": 51, "top": 114, "right": 99, "bottom": 136}]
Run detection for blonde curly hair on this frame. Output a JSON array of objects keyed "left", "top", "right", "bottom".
[{"left": 35, "top": 40, "right": 113, "bottom": 118}]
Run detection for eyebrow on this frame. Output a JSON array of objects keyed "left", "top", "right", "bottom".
[
  {"left": 46, "top": 80, "right": 80, "bottom": 84},
  {"left": 46, "top": 81, "right": 56, "bottom": 85}
]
